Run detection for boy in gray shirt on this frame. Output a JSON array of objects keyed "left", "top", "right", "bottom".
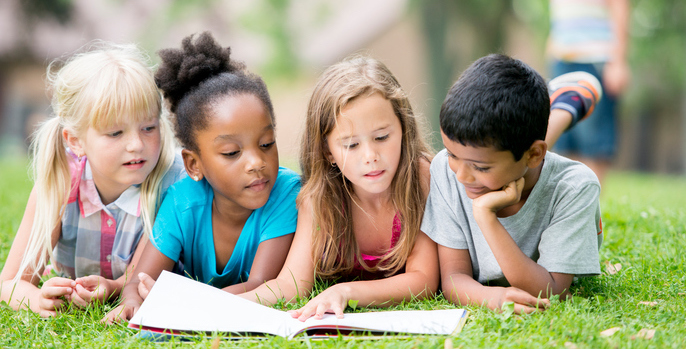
[{"left": 422, "top": 54, "right": 603, "bottom": 314}]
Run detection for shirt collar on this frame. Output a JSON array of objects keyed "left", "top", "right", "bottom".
[{"left": 79, "top": 160, "right": 141, "bottom": 217}]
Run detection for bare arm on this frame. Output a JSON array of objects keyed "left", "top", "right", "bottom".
[
  {"left": 103, "top": 241, "right": 175, "bottom": 323},
  {"left": 604, "top": 0, "right": 631, "bottom": 96},
  {"left": 290, "top": 230, "right": 439, "bottom": 321},
  {"left": 238, "top": 199, "right": 317, "bottom": 305},
  {"left": 472, "top": 178, "right": 574, "bottom": 299},
  {"left": 438, "top": 245, "right": 548, "bottom": 314},
  {"left": 222, "top": 233, "right": 294, "bottom": 294},
  {"left": 0, "top": 187, "right": 74, "bottom": 317}
]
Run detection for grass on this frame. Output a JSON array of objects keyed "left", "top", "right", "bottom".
[{"left": 0, "top": 157, "right": 685, "bottom": 348}]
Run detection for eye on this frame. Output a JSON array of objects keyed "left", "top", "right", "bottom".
[
  {"left": 473, "top": 164, "right": 490, "bottom": 172},
  {"left": 343, "top": 142, "right": 358, "bottom": 149},
  {"left": 375, "top": 134, "right": 390, "bottom": 142},
  {"left": 108, "top": 130, "right": 123, "bottom": 137},
  {"left": 260, "top": 141, "right": 276, "bottom": 149},
  {"left": 142, "top": 125, "right": 157, "bottom": 132},
  {"left": 222, "top": 150, "right": 240, "bottom": 158}
]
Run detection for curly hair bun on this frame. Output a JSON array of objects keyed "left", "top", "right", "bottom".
[{"left": 155, "top": 31, "right": 245, "bottom": 113}]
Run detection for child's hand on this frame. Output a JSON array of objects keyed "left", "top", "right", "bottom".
[
  {"left": 288, "top": 284, "right": 349, "bottom": 322},
  {"left": 137, "top": 272, "right": 155, "bottom": 300},
  {"left": 493, "top": 286, "right": 549, "bottom": 314},
  {"left": 102, "top": 299, "right": 138, "bottom": 325},
  {"left": 73, "top": 275, "right": 115, "bottom": 306},
  {"left": 37, "top": 277, "right": 76, "bottom": 317},
  {"left": 473, "top": 177, "right": 525, "bottom": 214}
]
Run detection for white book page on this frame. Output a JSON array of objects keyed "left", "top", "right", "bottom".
[
  {"left": 129, "top": 271, "right": 298, "bottom": 337},
  {"left": 130, "top": 271, "right": 467, "bottom": 339}
]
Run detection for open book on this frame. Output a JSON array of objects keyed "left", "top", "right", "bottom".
[{"left": 128, "top": 270, "right": 469, "bottom": 339}]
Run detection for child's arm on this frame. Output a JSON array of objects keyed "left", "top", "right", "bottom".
[
  {"left": 0, "top": 188, "right": 75, "bottom": 317},
  {"left": 72, "top": 235, "right": 150, "bottom": 306},
  {"left": 472, "top": 178, "right": 575, "bottom": 298},
  {"left": 438, "top": 245, "right": 548, "bottom": 314},
  {"left": 102, "top": 242, "right": 175, "bottom": 324},
  {"left": 289, "top": 231, "right": 439, "bottom": 321},
  {"left": 238, "top": 199, "right": 317, "bottom": 305},
  {"left": 222, "top": 234, "right": 294, "bottom": 294}
]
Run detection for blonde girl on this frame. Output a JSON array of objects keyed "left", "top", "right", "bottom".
[
  {"left": 0, "top": 42, "right": 184, "bottom": 317},
  {"left": 241, "top": 56, "right": 439, "bottom": 320}
]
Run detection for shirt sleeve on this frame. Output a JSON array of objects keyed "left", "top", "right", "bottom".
[
  {"left": 536, "top": 181, "right": 602, "bottom": 276},
  {"left": 258, "top": 168, "right": 301, "bottom": 243},
  {"left": 150, "top": 186, "right": 185, "bottom": 262},
  {"left": 421, "top": 152, "right": 468, "bottom": 249}
]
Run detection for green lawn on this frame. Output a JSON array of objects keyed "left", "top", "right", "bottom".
[{"left": 0, "top": 157, "right": 685, "bottom": 348}]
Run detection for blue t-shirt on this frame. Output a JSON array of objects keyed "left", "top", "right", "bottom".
[{"left": 150, "top": 167, "right": 301, "bottom": 288}]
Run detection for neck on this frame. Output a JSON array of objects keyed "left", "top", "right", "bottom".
[
  {"left": 212, "top": 193, "right": 253, "bottom": 227},
  {"left": 351, "top": 188, "right": 393, "bottom": 214}
]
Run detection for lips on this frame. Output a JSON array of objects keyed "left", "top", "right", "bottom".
[
  {"left": 247, "top": 178, "right": 268, "bottom": 191},
  {"left": 463, "top": 185, "right": 486, "bottom": 195},
  {"left": 365, "top": 170, "right": 385, "bottom": 179},
  {"left": 123, "top": 159, "right": 145, "bottom": 168}
]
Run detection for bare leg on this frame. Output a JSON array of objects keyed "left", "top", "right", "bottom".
[{"left": 546, "top": 109, "right": 573, "bottom": 149}]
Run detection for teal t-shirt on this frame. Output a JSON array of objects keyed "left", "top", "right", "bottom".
[{"left": 151, "top": 167, "right": 300, "bottom": 287}]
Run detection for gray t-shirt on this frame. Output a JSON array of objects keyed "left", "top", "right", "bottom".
[{"left": 421, "top": 150, "right": 602, "bottom": 286}]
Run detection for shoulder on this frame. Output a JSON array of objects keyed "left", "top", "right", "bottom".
[
  {"left": 418, "top": 155, "right": 432, "bottom": 199},
  {"left": 260, "top": 167, "right": 301, "bottom": 211},
  {"left": 164, "top": 176, "right": 210, "bottom": 208},
  {"left": 545, "top": 152, "right": 600, "bottom": 191},
  {"left": 273, "top": 167, "right": 302, "bottom": 194}
]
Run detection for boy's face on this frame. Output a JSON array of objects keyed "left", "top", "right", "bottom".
[{"left": 441, "top": 131, "right": 530, "bottom": 200}]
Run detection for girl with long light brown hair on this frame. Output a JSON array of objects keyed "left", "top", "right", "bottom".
[{"left": 241, "top": 56, "right": 438, "bottom": 320}]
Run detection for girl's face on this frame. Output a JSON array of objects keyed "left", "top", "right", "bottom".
[
  {"left": 326, "top": 93, "right": 402, "bottom": 199},
  {"left": 191, "top": 94, "right": 279, "bottom": 214},
  {"left": 79, "top": 117, "right": 161, "bottom": 205}
]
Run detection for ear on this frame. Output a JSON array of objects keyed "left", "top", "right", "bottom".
[
  {"left": 63, "top": 128, "right": 85, "bottom": 158},
  {"left": 525, "top": 140, "right": 547, "bottom": 168},
  {"left": 181, "top": 149, "right": 204, "bottom": 182},
  {"left": 323, "top": 143, "right": 335, "bottom": 165}
]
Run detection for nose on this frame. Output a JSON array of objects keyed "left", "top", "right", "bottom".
[
  {"left": 245, "top": 149, "right": 267, "bottom": 173},
  {"left": 363, "top": 142, "right": 378, "bottom": 164},
  {"left": 126, "top": 131, "right": 144, "bottom": 153},
  {"left": 455, "top": 162, "right": 473, "bottom": 184}
]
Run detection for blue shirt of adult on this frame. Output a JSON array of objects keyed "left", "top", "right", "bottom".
[{"left": 150, "top": 167, "right": 301, "bottom": 288}]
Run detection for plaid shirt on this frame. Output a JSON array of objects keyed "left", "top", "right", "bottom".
[{"left": 52, "top": 150, "right": 144, "bottom": 280}]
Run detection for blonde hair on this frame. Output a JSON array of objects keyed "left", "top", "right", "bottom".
[
  {"left": 301, "top": 56, "right": 432, "bottom": 278},
  {"left": 15, "top": 42, "right": 176, "bottom": 282}
]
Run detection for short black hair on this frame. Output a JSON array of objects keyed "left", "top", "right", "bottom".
[
  {"left": 155, "top": 31, "right": 274, "bottom": 152},
  {"left": 440, "top": 54, "right": 549, "bottom": 161}
]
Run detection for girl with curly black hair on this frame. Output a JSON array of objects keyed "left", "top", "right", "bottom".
[{"left": 105, "top": 32, "right": 300, "bottom": 323}]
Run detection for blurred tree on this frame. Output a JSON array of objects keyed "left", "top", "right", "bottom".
[{"left": 417, "top": 0, "right": 512, "bottom": 150}]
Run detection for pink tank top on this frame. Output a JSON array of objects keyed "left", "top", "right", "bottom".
[{"left": 356, "top": 212, "right": 402, "bottom": 269}]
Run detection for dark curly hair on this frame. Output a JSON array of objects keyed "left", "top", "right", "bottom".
[{"left": 155, "top": 31, "right": 275, "bottom": 152}]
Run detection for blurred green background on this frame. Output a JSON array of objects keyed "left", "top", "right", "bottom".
[{"left": 0, "top": 0, "right": 684, "bottom": 174}]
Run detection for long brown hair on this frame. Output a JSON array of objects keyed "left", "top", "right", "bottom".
[{"left": 300, "top": 55, "right": 432, "bottom": 278}]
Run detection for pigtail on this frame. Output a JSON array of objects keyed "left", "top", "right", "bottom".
[
  {"left": 139, "top": 108, "right": 175, "bottom": 238},
  {"left": 15, "top": 117, "right": 71, "bottom": 282}
]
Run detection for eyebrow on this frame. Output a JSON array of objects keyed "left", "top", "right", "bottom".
[
  {"left": 335, "top": 124, "right": 391, "bottom": 141},
  {"left": 446, "top": 151, "right": 491, "bottom": 164},
  {"left": 214, "top": 125, "right": 274, "bottom": 144}
]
